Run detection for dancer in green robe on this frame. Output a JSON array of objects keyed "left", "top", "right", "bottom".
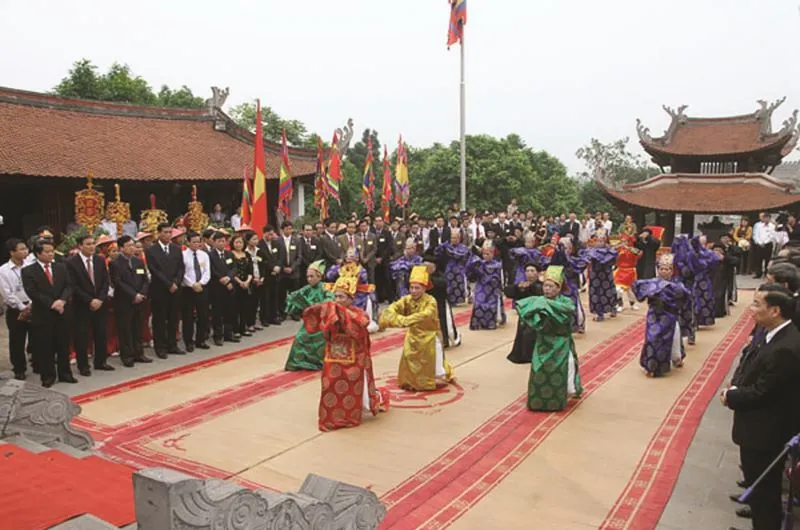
[
  {"left": 517, "top": 265, "right": 583, "bottom": 412},
  {"left": 284, "top": 261, "right": 335, "bottom": 371}
]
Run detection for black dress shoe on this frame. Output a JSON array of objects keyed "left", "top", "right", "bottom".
[
  {"left": 94, "top": 363, "right": 115, "bottom": 371},
  {"left": 41, "top": 377, "right": 55, "bottom": 388},
  {"left": 260, "top": 322, "right": 270, "bottom": 328},
  {"left": 729, "top": 493, "right": 746, "bottom": 504},
  {"left": 241, "top": 331, "right": 253, "bottom": 337},
  {"left": 735, "top": 506, "right": 752, "bottom": 518},
  {"left": 225, "top": 336, "right": 241, "bottom": 343},
  {"left": 79, "top": 367, "right": 92, "bottom": 377},
  {"left": 58, "top": 374, "right": 79, "bottom": 384},
  {"left": 122, "top": 360, "right": 135, "bottom": 367},
  {"left": 736, "top": 479, "right": 751, "bottom": 488},
  {"left": 213, "top": 339, "right": 224, "bottom": 346},
  {"left": 134, "top": 355, "right": 153, "bottom": 363},
  {"left": 196, "top": 342, "right": 210, "bottom": 350},
  {"left": 185, "top": 344, "right": 195, "bottom": 353},
  {"left": 168, "top": 348, "right": 186, "bottom": 355},
  {"left": 13, "top": 372, "right": 26, "bottom": 381},
  {"left": 254, "top": 325, "right": 264, "bottom": 331}
]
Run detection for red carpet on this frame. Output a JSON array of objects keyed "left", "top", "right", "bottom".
[{"left": 0, "top": 443, "right": 136, "bottom": 530}]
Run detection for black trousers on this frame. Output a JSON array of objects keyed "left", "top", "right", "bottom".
[
  {"left": 151, "top": 290, "right": 180, "bottom": 352},
  {"left": 73, "top": 306, "right": 108, "bottom": 369},
  {"left": 375, "top": 262, "right": 392, "bottom": 302},
  {"left": 211, "top": 285, "right": 235, "bottom": 340},
  {"left": 5, "top": 308, "right": 30, "bottom": 375},
  {"left": 277, "top": 274, "right": 297, "bottom": 317},
  {"left": 247, "top": 283, "right": 262, "bottom": 327},
  {"left": 32, "top": 315, "right": 71, "bottom": 382},
  {"left": 260, "top": 275, "right": 279, "bottom": 324},
  {"left": 753, "top": 244, "right": 773, "bottom": 277},
  {"left": 116, "top": 302, "right": 144, "bottom": 363},
  {"left": 181, "top": 287, "right": 209, "bottom": 346},
  {"left": 234, "top": 285, "right": 250, "bottom": 334},
  {"left": 740, "top": 445, "right": 785, "bottom": 530}
]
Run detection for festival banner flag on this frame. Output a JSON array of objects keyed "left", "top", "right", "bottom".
[
  {"left": 381, "top": 145, "right": 392, "bottom": 221},
  {"left": 327, "top": 131, "right": 342, "bottom": 204},
  {"left": 394, "top": 135, "right": 409, "bottom": 207},
  {"left": 278, "top": 128, "right": 293, "bottom": 217},
  {"left": 314, "top": 137, "right": 325, "bottom": 208},
  {"left": 241, "top": 165, "right": 252, "bottom": 226},
  {"left": 447, "top": 0, "right": 467, "bottom": 48},
  {"left": 250, "top": 99, "right": 268, "bottom": 236},
  {"left": 362, "top": 137, "right": 375, "bottom": 213}
]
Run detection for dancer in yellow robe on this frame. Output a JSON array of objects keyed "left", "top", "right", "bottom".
[{"left": 380, "top": 265, "right": 454, "bottom": 391}]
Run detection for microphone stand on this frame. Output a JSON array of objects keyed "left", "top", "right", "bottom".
[{"left": 737, "top": 434, "right": 800, "bottom": 530}]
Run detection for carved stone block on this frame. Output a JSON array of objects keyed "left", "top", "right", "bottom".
[
  {"left": 133, "top": 468, "right": 386, "bottom": 530},
  {"left": 0, "top": 378, "right": 93, "bottom": 449}
]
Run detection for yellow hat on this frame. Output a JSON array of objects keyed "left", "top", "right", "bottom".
[
  {"left": 409, "top": 265, "right": 431, "bottom": 289},
  {"left": 333, "top": 275, "right": 357, "bottom": 297},
  {"left": 543, "top": 265, "right": 564, "bottom": 287}
]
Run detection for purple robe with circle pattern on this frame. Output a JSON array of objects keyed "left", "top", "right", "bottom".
[{"left": 633, "top": 278, "right": 690, "bottom": 376}]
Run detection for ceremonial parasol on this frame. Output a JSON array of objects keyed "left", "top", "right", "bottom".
[
  {"left": 105, "top": 184, "right": 131, "bottom": 238},
  {"left": 140, "top": 193, "right": 168, "bottom": 235},
  {"left": 74, "top": 171, "right": 105, "bottom": 234}
]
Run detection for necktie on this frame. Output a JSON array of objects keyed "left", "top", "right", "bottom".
[
  {"left": 193, "top": 251, "right": 202, "bottom": 283},
  {"left": 286, "top": 239, "right": 291, "bottom": 265},
  {"left": 163, "top": 244, "right": 169, "bottom": 255},
  {"left": 349, "top": 236, "right": 354, "bottom": 249},
  {"left": 44, "top": 263, "right": 53, "bottom": 285},
  {"left": 87, "top": 257, "right": 95, "bottom": 285}
]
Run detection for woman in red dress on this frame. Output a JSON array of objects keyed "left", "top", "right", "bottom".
[{"left": 302, "top": 276, "right": 388, "bottom": 432}]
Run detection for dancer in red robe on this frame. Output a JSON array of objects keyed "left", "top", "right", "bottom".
[{"left": 302, "top": 275, "right": 389, "bottom": 432}]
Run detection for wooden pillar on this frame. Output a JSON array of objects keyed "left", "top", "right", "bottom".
[
  {"left": 663, "top": 212, "right": 676, "bottom": 245},
  {"left": 633, "top": 210, "right": 646, "bottom": 234},
  {"left": 680, "top": 212, "right": 695, "bottom": 236}
]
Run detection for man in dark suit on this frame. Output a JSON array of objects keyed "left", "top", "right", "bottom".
[
  {"left": 357, "top": 219, "right": 378, "bottom": 284},
  {"left": 428, "top": 215, "right": 451, "bottom": 251},
  {"left": 276, "top": 221, "right": 303, "bottom": 317},
  {"left": 559, "top": 212, "right": 581, "bottom": 241},
  {"left": 298, "top": 223, "right": 320, "bottom": 287},
  {"left": 145, "top": 222, "right": 185, "bottom": 357},
  {"left": 209, "top": 232, "right": 240, "bottom": 343},
  {"left": 21, "top": 239, "right": 75, "bottom": 387},
  {"left": 722, "top": 283, "right": 800, "bottom": 530},
  {"left": 111, "top": 235, "right": 152, "bottom": 367},
  {"left": 373, "top": 216, "right": 394, "bottom": 302},
  {"left": 319, "top": 219, "right": 343, "bottom": 268},
  {"left": 66, "top": 235, "right": 113, "bottom": 375},
  {"left": 257, "top": 226, "right": 282, "bottom": 326},
  {"left": 181, "top": 231, "right": 211, "bottom": 352}
]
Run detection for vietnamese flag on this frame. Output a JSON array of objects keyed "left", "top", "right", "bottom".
[{"left": 250, "top": 99, "right": 268, "bottom": 236}]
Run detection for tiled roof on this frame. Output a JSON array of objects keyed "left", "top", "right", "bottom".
[
  {"left": 0, "top": 87, "right": 317, "bottom": 181},
  {"left": 599, "top": 173, "right": 800, "bottom": 213},
  {"left": 636, "top": 102, "right": 798, "bottom": 158}
]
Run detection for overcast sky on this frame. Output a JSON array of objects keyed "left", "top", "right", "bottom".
[{"left": 1, "top": 0, "right": 799, "bottom": 174}]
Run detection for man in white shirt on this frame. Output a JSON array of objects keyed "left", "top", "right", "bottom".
[
  {"left": 181, "top": 231, "right": 211, "bottom": 352},
  {"left": 0, "top": 238, "right": 32, "bottom": 379},
  {"left": 751, "top": 212, "right": 776, "bottom": 279}
]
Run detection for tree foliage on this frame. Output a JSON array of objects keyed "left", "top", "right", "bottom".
[
  {"left": 228, "top": 101, "right": 314, "bottom": 147},
  {"left": 53, "top": 59, "right": 205, "bottom": 108},
  {"left": 574, "top": 137, "right": 660, "bottom": 186}
]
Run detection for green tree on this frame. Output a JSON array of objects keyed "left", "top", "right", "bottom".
[
  {"left": 53, "top": 59, "right": 205, "bottom": 108},
  {"left": 228, "top": 101, "right": 312, "bottom": 146}
]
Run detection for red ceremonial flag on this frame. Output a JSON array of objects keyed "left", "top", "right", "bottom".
[
  {"left": 250, "top": 99, "right": 268, "bottom": 237},
  {"left": 327, "top": 131, "right": 342, "bottom": 204},
  {"left": 362, "top": 137, "right": 375, "bottom": 214},
  {"left": 381, "top": 145, "right": 392, "bottom": 221},
  {"left": 277, "top": 128, "right": 293, "bottom": 218},
  {"left": 447, "top": 0, "right": 467, "bottom": 48},
  {"left": 314, "top": 137, "right": 325, "bottom": 208},
  {"left": 241, "top": 165, "right": 252, "bottom": 225}
]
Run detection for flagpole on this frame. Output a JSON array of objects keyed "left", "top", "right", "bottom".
[{"left": 459, "top": 33, "right": 466, "bottom": 211}]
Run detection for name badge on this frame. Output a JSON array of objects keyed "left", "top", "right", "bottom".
[
  {"left": 225, "top": 258, "right": 233, "bottom": 265},
  {"left": 255, "top": 256, "right": 262, "bottom": 262},
  {"left": 290, "top": 245, "right": 296, "bottom": 250},
  {"left": 135, "top": 268, "right": 145, "bottom": 275},
  {"left": 271, "top": 248, "right": 278, "bottom": 253},
  {"left": 310, "top": 245, "right": 317, "bottom": 250},
  {"left": 367, "top": 241, "right": 374, "bottom": 245},
  {"left": 379, "top": 238, "right": 385, "bottom": 243}
]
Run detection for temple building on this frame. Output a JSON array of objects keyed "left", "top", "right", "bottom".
[
  {"left": 0, "top": 86, "right": 330, "bottom": 240},
  {"left": 598, "top": 99, "right": 800, "bottom": 243}
]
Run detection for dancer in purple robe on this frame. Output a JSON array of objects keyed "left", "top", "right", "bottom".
[
  {"left": 671, "top": 234, "right": 696, "bottom": 345},
  {"left": 465, "top": 243, "right": 506, "bottom": 330},
  {"left": 510, "top": 234, "right": 542, "bottom": 284},
  {"left": 633, "top": 254, "right": 690, "bottom": 377},
  {"left": 434, "top": 231, "right": 471, "bottom": 305},
  {"left": 689, "top": 235, "right": 721, "bottom": 328},
  {"left": 582, "top": 236, "right": 618, "bottom": 321},
  {"left": 544, "top": 239, "right": 588, "bottom": 333},
  {"left": 390, "top": 239, "right": 423, "bottom": 299}
]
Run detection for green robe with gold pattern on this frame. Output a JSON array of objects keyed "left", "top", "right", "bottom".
[
  {"left": 284, "top": 284, "right": 335, "bottom": 371},
  {"left": 517, "top": 294, "right": 583, "bottom": 411}
]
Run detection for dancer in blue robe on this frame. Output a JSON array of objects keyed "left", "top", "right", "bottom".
[
  {"left": 465, "top": 243, "right": 506, "bottom": 330},
  {"left": 582, "top": 236, "right": 618, "bottom": 321},
  {"left": 390, "top": 239, "right": 423, "bottom": 299},
  {"left": 434, "top": 232, "right": 471, "bottom": 306}
]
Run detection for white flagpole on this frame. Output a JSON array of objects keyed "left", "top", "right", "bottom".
[{"left": 459, "top": 32, "right": 467, "bottom": 211}]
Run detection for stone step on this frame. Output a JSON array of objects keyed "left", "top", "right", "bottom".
[
  {"left": 48, "top": 514, "right": 119, "bottom": 529},
  {"left": 43, "top": 439, "right": 94, "bottom": 459},
  {"left": 1, "top": 434, "right": 54, "bottom": 453}
]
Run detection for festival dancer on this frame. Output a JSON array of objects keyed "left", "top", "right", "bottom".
[
  {"left": 325, "top": 248, "right": 379, "bottom": 333},
  {"left": 434, "top": 231, "right": 471, "bottom": 305},
  {"left": 613, "top": 233, "right": 642, "bottom": 312},
  {"left": 466, "top": 242, "right": 507, "bottom": 330},
  {"left": 510, "top": 233, "right": 542, "bottom": 284},
  {"left": 517, "top": 266, "right": 582, "bottom": 411},
  {"left": 284, "top": 261, "right": 335, "bottom": 371},
  {"left": 424, "top": 259, "right": 461, "bottom": 348},
  {"left": 547, "top": 239, "right": 588, "bottom": 333},
  {"left": 380, "top": 265, "right": 454, "bottom": 391},
  {"left": 582, "top": 233, "right": 618, "bottom": 321},
  {"left": 633, "top": 254, "right": 690, "bottom": 377},
  {"left": 671, "top": 234, "right": 697, "bottom": 345},
  {"left": 390, "top": 240, "right": 423, "bottom": 299},
  {"left": 504, "top": 263, "right": 543, "bottom": 364},
  {"left": 689, "top": 234, "right": 722, "bottom": 329},
  {"left": 302, "top": 276, "right": 388, "bottom": 432}
]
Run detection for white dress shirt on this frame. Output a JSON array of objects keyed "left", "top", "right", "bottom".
[
  {"left": 182, "top": 248, "right": 210, "bottom": 287},
  {"left": 0, "top": 260, "right": 31, "bottom": 310},
  {"left": 246, "top": 246, "right": 261, "bottom": 279},
  {"left": 765, "top": 320, "right": 792, "bottom": 344},
  {"left": 752, "top": 221, "right": 776, "bottom": 246}
]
